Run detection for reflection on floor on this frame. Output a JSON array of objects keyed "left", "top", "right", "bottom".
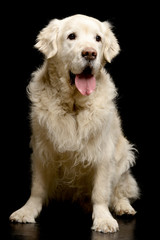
[
  {"left": 7, "top": 200, "right": 149, "bottom": 240},
  {"left": 9, "top": 217, "right": 137, "bottom": 240}
]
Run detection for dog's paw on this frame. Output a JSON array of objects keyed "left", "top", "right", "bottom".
[
  {"left": 9, "top": 207, "right": 36, "bottom": 223},
  {"left": 114, "top": 199, "right": 136, "bottom": 216},
  {"left": 92, "top": 217, "right": 119, "bottom": 233}
]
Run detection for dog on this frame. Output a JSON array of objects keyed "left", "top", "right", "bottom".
[{"left": 9, "top": 14, "right": 139, "bottom": 233}]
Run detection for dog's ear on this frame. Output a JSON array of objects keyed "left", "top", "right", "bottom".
[
  {"left": 103, "top": 22, "right": 120, "bottom": 63},
  {"left": 34, "top": 19, "right": 60, "bottom": 59}
]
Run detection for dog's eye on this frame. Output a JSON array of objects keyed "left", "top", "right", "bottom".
[
  {"left": 96, "top": 35, "right": 101, "bottom": 42},
  {"left": 67, "top": 33, "right": 76, "bottom": 40}
]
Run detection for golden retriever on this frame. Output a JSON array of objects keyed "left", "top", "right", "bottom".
[{"left": 10, "top": 14, "right": 139, "bottom": 233}]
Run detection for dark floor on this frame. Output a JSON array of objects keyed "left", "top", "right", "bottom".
[
  {"left": 4, "top": 199, "right": 155, "bottom": 240},
  {"left": 8, "top": 218, "right": 136, "bottom": 240}
]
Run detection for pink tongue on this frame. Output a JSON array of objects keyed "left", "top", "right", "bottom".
[{"left": 75, "top": 74, "right": 96, "bottom": 96}]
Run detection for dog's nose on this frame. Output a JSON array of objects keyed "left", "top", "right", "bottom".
[{"left": 82, "top": 47, "right": 97, "bottom": 61}]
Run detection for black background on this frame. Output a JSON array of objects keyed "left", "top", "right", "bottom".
[{"left": 2, "top": 1, "right": 158, "bottom": 239}]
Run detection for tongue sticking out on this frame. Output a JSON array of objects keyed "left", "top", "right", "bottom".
[{"left": 75, "top": 74, "right": 96, "bottom": 96}]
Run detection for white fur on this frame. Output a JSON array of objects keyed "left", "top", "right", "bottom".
[{"left": 9, "top": 14, "right": 139, "bottom": 233}]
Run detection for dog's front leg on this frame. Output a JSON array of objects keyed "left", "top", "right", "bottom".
[
  {"left": 9, "top": 159, "right": 47, "bottom": 223},
  {"left": 91, "top": 163, "right": 119, "bottom": 233}
]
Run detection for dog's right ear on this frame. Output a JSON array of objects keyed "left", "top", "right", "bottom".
[
  {"left": 34, "top": 19, "right": 60, "bottom": 59},
  {"left": 103, "top": 22, "right": 120, "bottom": 63}
]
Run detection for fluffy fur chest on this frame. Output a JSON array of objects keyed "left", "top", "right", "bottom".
[
  {"left": 42, "top": 104, "right": 109, "bottom": 153},
  {"left": 29, "top": 67, "right": 116, "bottom": 158}
]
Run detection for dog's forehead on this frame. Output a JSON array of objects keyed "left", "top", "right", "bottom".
[{"left": 60, "top": 14, "right": 104, "bottom": 33}]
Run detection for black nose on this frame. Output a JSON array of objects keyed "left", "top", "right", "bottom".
[{"left": 82, "top": 47, "right": 97, "bottom": 61}]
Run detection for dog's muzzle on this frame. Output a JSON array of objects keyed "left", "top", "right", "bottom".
[{"left": 69, "top": 66, "right": 96, "bottom": 96}]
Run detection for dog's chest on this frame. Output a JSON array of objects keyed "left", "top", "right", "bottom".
[
  {"left": 61, "top": 98, "right": 86, "bottom": 115},
  {"left": 55, "top": 154, "right": 95, "bottom": 191}
]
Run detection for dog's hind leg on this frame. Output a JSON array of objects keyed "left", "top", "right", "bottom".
[{"left": 110, "top": 170, "right": 139, "bottom": 216}]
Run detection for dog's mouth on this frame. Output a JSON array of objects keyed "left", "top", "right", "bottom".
[{"left": 69, "top": 67, "right": 96, "bottom": 96}]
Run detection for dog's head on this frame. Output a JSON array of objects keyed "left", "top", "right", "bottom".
[{"left": 35, "top": 14, "right": 120, "bottom": 96}]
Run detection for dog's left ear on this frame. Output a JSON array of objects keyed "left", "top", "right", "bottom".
[
  {"left": 103, "top": 22, "right": 120, "bottom": 63},
  {"left": 34, "top": 19, "right": 60, "bottom": 59}
]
